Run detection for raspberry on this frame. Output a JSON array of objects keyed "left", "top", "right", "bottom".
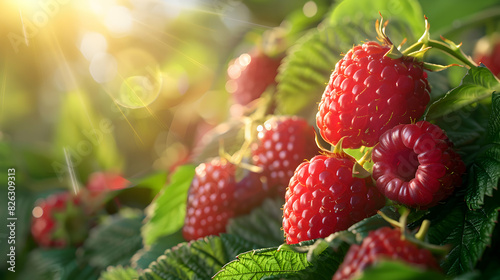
[
  {"left": 31, "top": 192, "right": 89, "bottom": 248},
  {"left": 226, "top": 49, "right": 281, "bottom": 106},
  {"left": 183, "top": 158, "right": 236, "bottom": 241},
  {"left": 316, "top": 41, "right": 431, "bottom": 149},
  {"left": 251, "top": 116, "right": 317, "bottom": 197},
  {"left": 333, "top": 227, "right": 441, "bottom": 280},
  {"left": 233, "top": 170, "right": 269, "bottom": 215},
  {"left": 473, "top": 34, "right": 500, "bottom": 77},
  {"left": 183, "top": 157, "right": 270, "bottom": 240},
  {"left": 86, "top": 171, "right": 130, "bottom": 195},
  {"left": 372, "top": 121, "right": 465, "bottom": 209},
  {"left": 282, "top": 153, "right": 385, "bottom": 244}
]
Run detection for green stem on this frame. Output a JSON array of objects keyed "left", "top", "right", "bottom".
[
  {"left": 401, "top": 16, "right": 478, "bottom": 69},
  {"left": 426, "top": 39, "right": 477, "bottom": 68},
  {"left": 414, "top": 219, "right": 431, "bottom": 241},
  {"left": 402, "top": 39, "right": 477, "bottom": 69}
]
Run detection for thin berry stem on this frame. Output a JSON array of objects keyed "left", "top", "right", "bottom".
[{"left": 401, "top": 16, "right": 478, "bottom": 69}]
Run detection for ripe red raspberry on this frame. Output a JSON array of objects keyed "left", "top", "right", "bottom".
[
  {"left": 183, "top": 158, "right": 236, "bottom": 241},
  {"left": 473, "top": 35, "right": 500, "bottom": 77},
  {"left": 226, "top": 49, "right": 282, "bottom": 106},
  {"left": 372, "top": 121, "right": 466, "bottom": 209},
  {"left": 282, "top": 153, "right": 385, "bottom": 244},
  {"left": 316, "top": 41, "right": 431, "bottom": 149},
  {"left": 333, "top": 227, "right": 441, "bottom": 280},
  {"left": 251, "top": 116, "right": 318, "bottom": 197},
  {"left": 31, "top": 192, "right": 89, "bottom": 248}
]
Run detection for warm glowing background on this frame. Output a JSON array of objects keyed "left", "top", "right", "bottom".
[{"left": 0, "top": 0, "right": 323, "bottom": 191}]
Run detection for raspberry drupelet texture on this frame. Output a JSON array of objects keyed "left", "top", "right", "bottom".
[
  {"left": 332, "top": 227, "right": 441, "bottom": 280},
  {"left": 182, "top": 158, "right": 236, "bottom": 241},
  {"left": 251, "top": 116, "right": 317, "bottom": 197},
  {"left": 316, "top": 41, "right": 431, "bottom": 149},
  {"left": 282, "top": 154, "right": 385, "bottom": 244},
  {"left": 372, "top": 121, "right": 465, "bottom": 209}
]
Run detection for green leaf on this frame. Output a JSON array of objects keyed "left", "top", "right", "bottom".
[
  {"left": 425, "top": 66, "right": 500, "bottom": 120},
  {"left": 214, "top": 248, "right": 310, "bottom": 279},
  {"left": 18, "top": 248, "right": 99, "bottom": 280},
  {"left": 139, "top": 234, "right": 260, "bottom": 280},
  {"left": 81, "top": 208, "right": 144, "bottom": 271},
  {"left": 347, "top": 206, "right": 398, "bottom": 238},
  {"left": 215, "top": 237, "right": 350, "bottom": 279},
  {"left": 226, "top": 198, "right": 285, "bottom": 248},
  {"left": 131, "top": 230, "right": 185, "bottom": 270},
  {"left": 328, "top": 0, "right": 424, "bottom": 38},
  {"left": 425, "top": 198, "right": 500, "bottom": 277},
  {"left": 141, "top": 165, "right": 195, "bottom": 246},
  {"left": 99, "top": 266, "right": 139, "bottom": 280},
  {"left": 355, "top": 260, "right": 445, "bottom": 280},
  {"left": 433, "top": 104, "right": 489, "bottom": 150},
  {"left": 465, "top": 92, "right": 500, "bottom": 209},
  {"left": 276, "top": 0, "right": 424, "bottom": 117},
  {"left": 118, "top": 171, "right": 168, "bottom": 204}
]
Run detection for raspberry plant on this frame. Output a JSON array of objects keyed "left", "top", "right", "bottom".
[{"left": 4, "top": 1, "right": 500, "bottom": 280}]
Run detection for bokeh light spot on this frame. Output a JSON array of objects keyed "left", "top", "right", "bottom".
[
  {"left": 105, "top": 49, "right": 162, "bottom": 108},
  {"left": 303, "top": 1, "right": 318, "bottom": 18},
  {"left": 80, "top": 32, "right": 108, "bottom": 60},
  {"left": 238, "top": 53, "right": 251, "bottom": 67},
  {"left": 104, "top": 5, "right": 133, "bottom": 35},
  {"left": 32, "top": 206, "right": 43, "bottom": 218}
]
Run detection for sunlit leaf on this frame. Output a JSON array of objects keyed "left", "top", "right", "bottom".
[
  {"left": 425, "top": 66, "right": 500, "bottom": 120},
  {"left": 139, "top": 234, "right": 259, "bottom": 280},
  {"left": 141, "top": 165, "right": 195, "bottom": 246}
]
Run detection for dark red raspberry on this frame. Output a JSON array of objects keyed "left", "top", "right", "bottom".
[
  {"left": 226, "top": 49, "right": 282, "bottom": 106},
  {"left": 372, "top": 121, "right": 465, "bottom": 209},
  {"left": 282, "top": 153, "right": 385, "bottom": 244},
  {"left": 251, "top": 116, "right": 317, "bottom": 197},
  {"left": 233, "top": 170, "right": 269, "bottom": 215},
  {"left": 183, "top": 158, "right": 236, "bottom": 241},
  {"left": 316, "top": 41, "right": 430, "bottom": 149},
  {"left": 31, "top": 192, "right": 89, "bottom": 248},
  {"left": 333, "top": 227, "right": 441, "bottom": 280}
]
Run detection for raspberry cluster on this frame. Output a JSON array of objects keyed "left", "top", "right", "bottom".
[{"left": 183, "top": 116, "right": 317, "bottom": 241}]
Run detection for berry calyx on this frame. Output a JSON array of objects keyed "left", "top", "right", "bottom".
[
  {"left": 251, "top": 116, "right": 318, "bottom": 196},
  {"left": 316, "top": 40, "right": 431, "bottom": 149},
  {"left": 371, "top": 121, "right": 466, "bottom": 209},
  {"left": 282, "top": 151, "right": 385, "bottom": 244},
  {"left": 31, "top": 192, "right": 89, "bottom": 248}
]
